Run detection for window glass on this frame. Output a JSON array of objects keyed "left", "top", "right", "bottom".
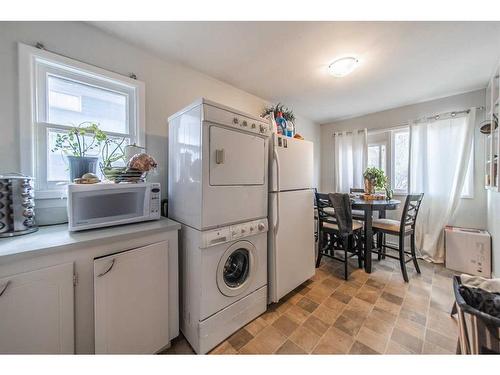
[
  {"left": 47, "top": 75, "right": 128, "bottom": 134},
  {"left": 393, "top": 130, "right": 410, "bottom": 191}
]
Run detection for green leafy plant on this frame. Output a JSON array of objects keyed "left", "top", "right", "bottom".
[
  {"left": 101, "top": 137, "right": 126, "bottom": 168},
  {"left": 51, "top": 122, "right": 107, "bottom": 157},
  {"left": 262, "top": 103, "right": 296, "bottom": 122},
  {"left": 363, "top": 167, "right": 386, "bottom": 189}
]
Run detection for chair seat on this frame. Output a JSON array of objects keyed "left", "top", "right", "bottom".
[
  {"left": 352, "top": 209, "right": 365, "bottom": 219},
  {"left": 372, "top": 218, "right": 411, "bottom": 233},
  {"left": 324, "top": 207, "right": 335, "bottom": 215},
  {"left": 323, "top": 220, "right": 363, "bottom": 232}
]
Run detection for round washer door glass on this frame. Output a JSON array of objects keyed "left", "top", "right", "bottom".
[
  {"left": 223, "top": 248, "right": 249, "bottom": 288},
  {"left": 217, "top": 241, "right": 257, "bottom": 297}
]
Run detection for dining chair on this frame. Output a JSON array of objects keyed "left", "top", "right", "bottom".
[
  {"left": 315, "top": 192, "right": 364, "bottom": 280},
  {"left": 372, "top": 193, "right": 424, "bottom": 282},
  {"left": 349, "top": 187, "right": 366, "bottom": 220}
]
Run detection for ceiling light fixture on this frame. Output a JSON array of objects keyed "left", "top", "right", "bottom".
[{"left": 328, "top": 56, "right": 359, "bottom": 77}]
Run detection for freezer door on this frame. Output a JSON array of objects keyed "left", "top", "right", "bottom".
[
  {"left": 270, "top": 134, "right": 313, "bottom": 192},
  {"left": 268, "top": 189, "right": 315, "bottom": 303}
]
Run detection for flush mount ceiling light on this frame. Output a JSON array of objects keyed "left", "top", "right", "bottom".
[{"left": 328, "top": 57, "right": 359, "bottom": 77}]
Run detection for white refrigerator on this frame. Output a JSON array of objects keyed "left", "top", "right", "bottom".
[{"left": 268, "top": 134, "right": 315, "bottom": 303}]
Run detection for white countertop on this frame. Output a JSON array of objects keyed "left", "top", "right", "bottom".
[{"left": 0, "top": 218, "right": 181, "bottom": 260}]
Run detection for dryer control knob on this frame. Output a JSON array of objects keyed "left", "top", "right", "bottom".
[
  {"left": 258, "top": 223, "right": 265, "bottom": 231},
  {"left": 233, "top": 117, "right": 239, "bottom": 124},
  {"left": 241, "top": 228, "right": 246, "bottom": 234}
]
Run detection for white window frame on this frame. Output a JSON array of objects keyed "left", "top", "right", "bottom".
[{"left": 18, "top": 43, "right": 146, "bottom": 199}]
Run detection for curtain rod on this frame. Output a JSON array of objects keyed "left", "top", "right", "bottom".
[
  {"left": 34, "top": 42, "right": 138, "bottom": 80},
  {"left": 334, "top": 106, "right": 484, "bottom": 137}
]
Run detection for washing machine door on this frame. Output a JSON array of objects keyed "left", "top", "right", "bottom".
[{"left": 217, "top": 241, "right": 257, "bottom": 297}]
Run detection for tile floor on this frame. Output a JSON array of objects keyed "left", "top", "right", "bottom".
[{"left": 163, "top": 256, "right": 459, "bottom": 355}]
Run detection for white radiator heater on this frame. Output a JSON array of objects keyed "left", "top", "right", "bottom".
[{"left": 444, "top": 226, "right": 492, "bottom": 278}]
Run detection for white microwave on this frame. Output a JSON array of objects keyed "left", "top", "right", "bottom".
[{"left": 67, "top": 183, "right": 161, "bottom": 231}]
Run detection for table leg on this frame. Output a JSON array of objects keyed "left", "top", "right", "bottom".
[{"left": 364, "top": 207, "right": 373, "bottom": 273}]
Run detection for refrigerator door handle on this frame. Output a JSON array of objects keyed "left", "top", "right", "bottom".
[{"left": 273, "top": 148, "right": 280, "bottom": 234}]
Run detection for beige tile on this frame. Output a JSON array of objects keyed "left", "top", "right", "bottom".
[
  {"left": 330, "top": 290, "right": 353, "bottom": 304},
  {"left": 285, "top": 305, "right": 311, "bottom": 325},
  {"left": 355, "top": 326, "right": 389, "bottom": 353},
  {"left": 347, "top": 296, "right": 373, "bottom": 316},
  {"left": 272, "top": 314, "right": 299, "bottom": 337},
  {"left": 368, "top": 306, "right": 398, "bottom": 326},
  {"left": 380, "top": 291, "right": 404, "bottom": 305},
  {"left": 210, "top": 341, "right": 238, "bottom": 354},
  {"left": 425, "top": 328, "right": 457, "bottom": 352},
  {"left": 289, "top": 325, "right": 321, "bottom": 353},
  {"left": 427, "top": 307, "right": 458, "bottom": 339},
  {"left": 323, "top": 295, "right": 347, "bottom": 314},
  {"left": 337, "top": 282, "right": 360, "bottom": 296},
  {"left": 395, "top": 316, "right": 425, "bottom": 340},
  {"left": 313, "top": 304, "right": 340, "bottom": 325},
  {"left": 355, "top": 285, "right": 381, "bottom": 304},
  {"left": 244, "top": 316, "right": 268, "bottom": 336},
  {"left": 399, "top": 307, "right": 427, "bottom": 326},
  {"left": 390, "top": 327, "right": 423, "bottom": 354},
  {"left": 297, "top": 296, "right": 319, "bottom": 313},
  {"left": 385, "top": 340, "right": 413, "bottom": 354},
  {"left": 303, "top": 315, "right": 330, "bottom": 336},
  {"left": 423, "top": 340, "right": 455, "bottom": 354},
  {"left": 260, "top": 308, "right": 281, "bottom": 324},
  {"left": 349, "top": 340, "right": 379, "bottom": 354},
  {"left": 365, "top": 277, "right": 386, "bottom": 290},
  {"left": 240, "top": 325, "right": 286, "bottom": 354},
  {"left": 375, "top": 296, "right": 401, "bottom": 316},
  {"left": 312, "top": 326, "right": 354, "bottom": 354},
  {"left": 362, "top": 314, "right": 394, "bottom": 336},
  {"left": 321, "top": 277, "right": 343, "bottom": 291},
  {"left": 333, "top": 314, "right": 364, "bottom": 336},
  {"left": 275, "top": 340, "right": 307, "bottom": 354},
  {"left": 306, "top": 283, "right": 333, "bottom": 304},
  {"left": 227, "top": 328, "right": 254, "bottom": 350}
]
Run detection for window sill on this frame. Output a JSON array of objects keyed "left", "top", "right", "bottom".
[{"left": 35, "top": 189, "right": 67, "bottom": 200}]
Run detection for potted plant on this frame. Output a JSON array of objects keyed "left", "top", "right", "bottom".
[
  {"left": 363, "top": 167, "right": 386, "bottom": 194},
  {"left": 51, "top": 122, "right": 107, "bottom": 182},
  {"left": 261, "top": 103, "right": 296, "bottom": 123}
]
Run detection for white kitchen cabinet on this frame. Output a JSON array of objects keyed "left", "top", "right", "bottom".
[
  {"left": 0, "top": 263, "right": 74, "bottom": 354},
  {"left": 94, "top": 241, "right": 169, "bottom": 354}
]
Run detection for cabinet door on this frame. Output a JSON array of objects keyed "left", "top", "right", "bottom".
[
  {"left": 0, "top": 263, "right": 74, "bottom": 354},
  {"left": 94, "top": 241, "right": 169, "bottom": 354}
]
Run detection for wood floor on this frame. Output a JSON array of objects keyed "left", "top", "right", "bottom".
[{"left": 163, "top": 256, "right": 459, "bottom": 355}]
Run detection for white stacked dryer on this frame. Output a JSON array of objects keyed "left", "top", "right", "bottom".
[{"left": 168, "top": 98, "right": 271, "bottom": 353}]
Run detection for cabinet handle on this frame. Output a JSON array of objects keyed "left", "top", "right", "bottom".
[
  {"left": 97, "top": 259, "right": 115, "bottom": 277},
  {"left": 0, "top": 280, "right": 11, "bottom": 297}
]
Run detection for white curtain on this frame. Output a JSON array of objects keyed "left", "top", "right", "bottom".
[
  {"left": 333, "top": 129, "right": 367, "bottom": 193},
  {"left": 409, "top": 108, "right": 476, "bottom": 262}
]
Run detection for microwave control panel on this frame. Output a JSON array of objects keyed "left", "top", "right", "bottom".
[{"left": 150, "top": 183, "right": 161, "bottom": 217}]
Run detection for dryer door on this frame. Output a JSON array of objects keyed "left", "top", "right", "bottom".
[
  {"left": 209, "top": 125, "right": 266, "bottom": 186},
  {"left": 217, "top": 241, "right": 258, "bottom": 297}
]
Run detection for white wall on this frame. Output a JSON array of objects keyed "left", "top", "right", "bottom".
[
  {"left": 0, "top": 22, "right": 320, "bottom": 223},
  {"left": 320, "top": 89, "right": 488, "bottom": 230}
]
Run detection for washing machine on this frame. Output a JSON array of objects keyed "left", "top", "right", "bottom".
[
  {"left": 179, "top": 218, "right": 268, "bottom": 354},
  {"left": 168, "top": 98, "right": 270, "bottom": 231}
]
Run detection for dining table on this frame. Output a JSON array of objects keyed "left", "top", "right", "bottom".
[{"left": 350, "top": 198, "right": 401, "bottom": 273}]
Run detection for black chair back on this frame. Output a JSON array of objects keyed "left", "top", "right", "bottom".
[
  {"left": 315, "top": 192, "right": 334, "bottom": 223},
  {"left": 328, "top": 193, "right": 353, "bottom": 236},
  {"left": 400, "top": 193, "right": 424, "bottom": 232}
]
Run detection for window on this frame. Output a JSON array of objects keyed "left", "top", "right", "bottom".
[
  {"left": 368, "top": 143, "right": 387, "bottom": 172},
  {"left": 392, "top": 129, "right": 410, "bottom": 193},
  {"left": 19, "top": 44, "right": 145, "bottom": 198}
]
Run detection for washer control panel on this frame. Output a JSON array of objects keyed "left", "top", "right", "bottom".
[{"left": 202, "top": 218, "right": 268, "bottom": 248}]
